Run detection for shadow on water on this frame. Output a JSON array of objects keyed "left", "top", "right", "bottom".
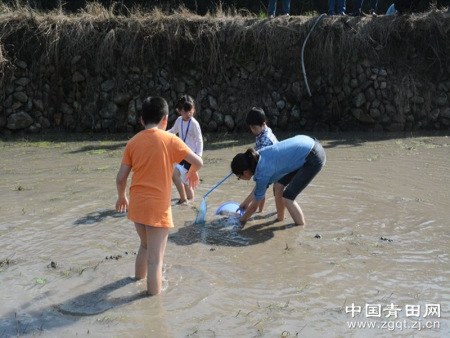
[
  {"left": 73, "top": 209, "right": 126, "bottom": 225},
  {"left": 202, "top": 132, "right": 254, "bottom": 151},
  {"left": 54, "top": 277, "right": 146, "bottom": 316},
  {"left": 67, "top": 142, "right": 127, "bottom": 154},
  {"left": 2, "top": 130, "right": 448, "bottom": 153},
  {"left": 318, "top": 130, "right": 450, "bottom": 148},
  {"left": 169, "top": 212, "right": 300, "bottom": 247},
  {"left": 203, "top": 130, "right": 450, "bottom": 151},
  {"left": 0, "top": 277, "right": 146, "bottom": 336},
  {"left": 0, "top": 131, "right": 132, "bottom": 143}
]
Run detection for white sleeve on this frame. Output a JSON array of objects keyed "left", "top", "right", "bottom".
[
  {"left": 167, "top": 117, "right": 181, "bottom": 134},
  {"left": 193, "top": 119, "right": 203, "bottom": 157}
]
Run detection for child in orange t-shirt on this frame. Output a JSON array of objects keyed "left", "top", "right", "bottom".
[{"left": 115, "top": 96, "right": 203, "bottom": 296}]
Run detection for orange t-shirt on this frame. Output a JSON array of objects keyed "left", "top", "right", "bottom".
[{"left": 121, "top": 128, "right": 191, "bottom": 227}]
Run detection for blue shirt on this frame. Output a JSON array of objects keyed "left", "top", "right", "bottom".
[
  {"left": 255, "top": 126, "right": 278, "bottom": 151},
  {"left": 253, "top": 135, "right": 315, "bottom": 201}
]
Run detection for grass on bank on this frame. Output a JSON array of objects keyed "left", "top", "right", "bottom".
[{"left": 0, "top": 2, "right": 448, "bottom": 91}]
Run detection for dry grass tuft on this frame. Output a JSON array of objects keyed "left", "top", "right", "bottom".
[{"left": 0, "top": 2, "right": 448, "bottom": 86}]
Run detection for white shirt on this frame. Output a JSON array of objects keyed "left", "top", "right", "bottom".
[{"left": 167, "top": 116, "right": 203, "bottom": 156}]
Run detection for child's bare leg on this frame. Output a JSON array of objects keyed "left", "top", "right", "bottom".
[
  {"left": 273, "top": 183, "right": 286, "bottom": 221},
  {"left": 145, "top": 226, "right": 169, "bottom": 296},
  {"left": 184, "top": 183, "right": 194, "bottom": 200},
  {"left": 282, "top": 197, "right": 305, "bottom": 225},
  {"left": 258, "top": 197, "right": 266, "bottom": 213},
  {"left": 173, "top": 167, "right": 187, "bottom": 202},
  {"left": 134, "top": 223, "right": 148, "bottom": 280}
]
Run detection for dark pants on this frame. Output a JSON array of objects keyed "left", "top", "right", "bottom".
[
  {"left": 279, "top": 139, "right": 326, "bottom": 200},
  {"left": 179, "top": 159, "right": 191, "bottom": 170}
]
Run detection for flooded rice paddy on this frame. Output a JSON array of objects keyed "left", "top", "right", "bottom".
[{"left": 0, "top": 131, "right": 449, "bottom": 337}]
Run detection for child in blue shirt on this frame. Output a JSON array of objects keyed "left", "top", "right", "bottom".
[
  {"left": 232, "top": 135, "right": 326, "bottom": 226},
  {"left": 239, "top": 107, "right": 278, "bottom": 213},
  {"left": 247, "top": 107, "right": 278, "bottom": 152}
]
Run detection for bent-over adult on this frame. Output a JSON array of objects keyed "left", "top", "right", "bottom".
[{"left": 231, "top": 135, "right": 326, "bottom": 226}]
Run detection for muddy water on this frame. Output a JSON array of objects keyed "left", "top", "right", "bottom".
[{"left": 0, "top": 132, "right": 449, "bottom": 337}]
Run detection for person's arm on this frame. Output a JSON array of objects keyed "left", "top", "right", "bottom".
[
  {"left": 184, "top": 151, "right": 203, "bottom": 189},
  {"left": 240, "top": 179, "right": 267, "bottom": 223},
  {"left": 240, "top": 186, "right": 256, "bottom": 211},
  {"left": 240, "top": 196, "right": 259, "bottom": 223},
  {"left": 115, "top": 164, "right": 131, "bottom": 213},
  {"left": 194, "top": 122, "right": 203, "bottom": 157},
  {"left": 167, "top": 117, "right": 179, "bottom": 134}
]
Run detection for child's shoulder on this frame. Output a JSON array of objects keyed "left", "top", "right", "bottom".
[
  {"left": 191, "top": 117, "right": 202, "bottom": 129},
  {"left": 128, "top": 129, "right": 145, "bottom": 141},
  {"left": 266, "top": 126, "right": 278, "bottom": 137},
  {"left": 265, "top": 125, "right": 275, "bottom": 133}
]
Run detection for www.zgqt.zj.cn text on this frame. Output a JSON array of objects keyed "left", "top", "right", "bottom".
[{"left": 346, "top": 303, "right": 441, "bottom": 331}]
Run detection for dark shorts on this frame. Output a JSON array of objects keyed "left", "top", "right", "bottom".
[
  {"left": 278, "top": 138, "right": 326, "bottom": 200},
  {"left": 179, "top": 159, "right": 191, "bottom": 170}
]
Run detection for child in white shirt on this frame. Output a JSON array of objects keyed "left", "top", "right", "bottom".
[{"left": 167, "top": 95, "right": 203, "bottom": 203}]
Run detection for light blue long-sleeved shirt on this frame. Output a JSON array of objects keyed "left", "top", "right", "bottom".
[{"left": 253, "top": 135, "right": 315, "bottom": 201}]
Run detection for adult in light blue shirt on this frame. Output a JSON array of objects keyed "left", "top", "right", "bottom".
[{"left": 231, "top": 135, "right": 326, "bottom": 225}]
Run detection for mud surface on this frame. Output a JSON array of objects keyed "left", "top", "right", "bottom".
[{"left": 0, "top": 131, "right": 449, "bottom": 337}]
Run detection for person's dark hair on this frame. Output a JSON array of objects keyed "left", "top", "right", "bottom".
[
  {"left": 231, "top": 148, "right": 259, "bottom": 175},
  {"left": 141, "top": 96, "right": 169, "bottom": 125},
  {"left": 175, "top": 94, "right": 195, "bottom": 112},
  {"left": 245, "top": 107, "right": 266, "bottom": 126}
]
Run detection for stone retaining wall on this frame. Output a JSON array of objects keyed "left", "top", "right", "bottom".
[{"left": 1, "top": 22, "right": 449, "bottom": 135}]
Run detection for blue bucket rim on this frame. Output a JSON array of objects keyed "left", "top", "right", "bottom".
[{"left": 215, "top": 201, "right": 243, "bottom": 216}]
